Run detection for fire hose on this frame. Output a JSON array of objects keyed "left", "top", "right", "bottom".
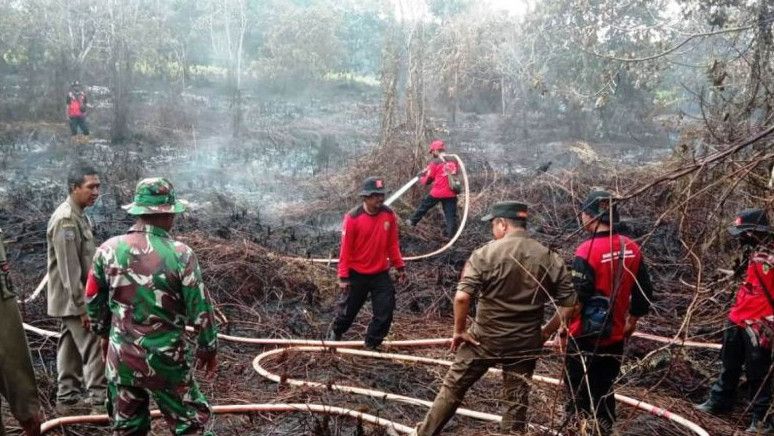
[
  {"left": 28, "top": 326, "right": 712, "bottom": 435},
  {"left": 15, "top": 151, "right": 722, "bottom": 352},
  {"left": 23, "top": 320, "right": 724, "bottom": 350},
  {"left": 18, "top": 264, "right": 722, "bottom": 434},
  {"left": 21, "top": 154, "right": 712, "bottom": 434},
  {"left": 283, "top": 152, "right": 471, "bottom": 263},
  {"left": 252, "top": 345, "right": 709, "bottom": 436},
  {"left": 41, "top": 404, "right": 414, "bottom": 434},
  {"left": 21, "top": 153, "right": 468, "bottom": 307},
  {"left": 251, "top": 346, "right": 558, "bottom": 435}
]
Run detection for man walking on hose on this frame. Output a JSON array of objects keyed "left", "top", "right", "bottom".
[
  {"left": 329, "top": 177, "right": 406, "bottom": 350},
  {"left": 416, "top": 201, "right": 576, "bottom": 435}
]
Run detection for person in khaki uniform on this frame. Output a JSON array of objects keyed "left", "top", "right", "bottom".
[
  {"left": 415, "top": 201, "right": 576, "bottom": 435},
  {"left": 0, "top": 228, "right": 42, "bottom": 436},
  {"left": 46, "top": 164, "right": 106, "bottom": 414}
]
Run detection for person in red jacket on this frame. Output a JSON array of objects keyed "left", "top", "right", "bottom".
[
  {"left": 66, "top": 81, "right": 90, "bottom": 138},
  {"left": 562, "top": 190, "right": 653, "bottom": 435},
  {"left": 695, "top": 209, "right": 774, "bottom": 434},
  {"left": 329, "top": 177, "right": 406, "bottom": 350},
  {"left": 406, "top": 140, "right": 460, "bottom": 238}
]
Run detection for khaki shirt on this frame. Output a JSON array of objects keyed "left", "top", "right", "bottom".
[
  {"left": 459, "top": 231, "right": 576, "bottom": 352},
  {"left": 0, "top": 296, "right": 42, "bottom": 423},
  {"left": 0, "top": 234, "right": 41, "bottom": 422},
  {"left": 46, "top": 197, "right": 95, "bottom": 317},
  {"left": 0, "top": 227, "right": 14, "bottom": 300}
]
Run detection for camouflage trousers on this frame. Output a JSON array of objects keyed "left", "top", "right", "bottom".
[{"left": 107, "top": 380, "right": 212, "bottom": 435}]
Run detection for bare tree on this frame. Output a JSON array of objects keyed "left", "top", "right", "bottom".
[
  {"left": 379, "top": 22, "right": 402, "bottom": 148},
  {"left": 105, "top": 0, "right": 145, "bottom": 143},
  {"left": 205, "top": 0, "right": 247, "bottom": 137}
]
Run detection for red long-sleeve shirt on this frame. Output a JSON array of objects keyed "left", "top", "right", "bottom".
[
  {"left": 338, "top": 205, "right": 405, "bottom": 279},
  {"left": 729, "top": 244, "right": 774, "bottom": 326},
  {"left": 420, "top": 157, "right": 458, "bottom": 199}
]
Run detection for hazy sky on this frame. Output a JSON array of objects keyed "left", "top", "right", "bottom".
[
  {"left": 487, "top": 0, "right": 537, "bottom": 15},
  {"left": 487, "top": 0, "right": 682, "bottom": 19},
  {"left": 394, "top": 0, "right": 536, "bottom": 21}
]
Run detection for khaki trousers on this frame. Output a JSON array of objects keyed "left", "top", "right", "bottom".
[
  {"left": 416, "top": 342, "right": 537, "bottom": 435},
  {"left": 0, "top": 297, "right": 41, "bottom": 434},
  {"left": 56, "top": 315, "right": 106, "bottom": 404}
]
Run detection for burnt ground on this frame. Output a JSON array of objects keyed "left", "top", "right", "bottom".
[{"left": 0, "top": 82, "right": 755, "bottom": 435}]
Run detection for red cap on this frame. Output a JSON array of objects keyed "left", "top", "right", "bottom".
[{"left": 429, "top": 140, "right": 445, "bottom": 153}]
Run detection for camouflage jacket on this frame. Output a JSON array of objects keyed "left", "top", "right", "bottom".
[{"left": 86, "top": 224, "right": 217, "bottom": 388}]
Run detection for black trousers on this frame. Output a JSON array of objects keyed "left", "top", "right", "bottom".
[
  {"left": 709, "top": 323, "right": 773, "bottom": 420},
  {"left": 69, "top": 116, "right": 90, "bottom": 135},
  {"left": 332, "top": 270, "right": 395, "bottom": 347},
  {"left": 564, "top": 339, "right": 625, "bottom": 431},
  {"left": 409, "top": 195, "right": 457, "bottom": 237}
]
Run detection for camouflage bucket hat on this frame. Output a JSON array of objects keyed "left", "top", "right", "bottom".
[{"left": 122, "top": 177, "right": 187, "bottom": 215}]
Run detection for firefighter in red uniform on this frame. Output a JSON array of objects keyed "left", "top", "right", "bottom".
[
  {"left": 329, "top": 177, "right": 406, "bottom": 350},
  {"left": 561, "top": 190, "right": 653, "bottom": 435},
  {"left": 406, "top": 140, "right": 460, "bottom": 238},
  {"left": 695, "top": 209, "right": 774, "bottom": 434},
  {"left": 66, "top": 81, "right": 90, "bottom": 139}
]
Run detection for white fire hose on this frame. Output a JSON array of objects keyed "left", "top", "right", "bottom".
[
  {"left": 27, "top": 326, "right": 712, "bottom": 435},
  {"left": 21, "top": 153, "right": 712, "bottom": 435}
]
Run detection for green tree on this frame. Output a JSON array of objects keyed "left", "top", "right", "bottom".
[{"left": 252, "top": 1, "right": 344, "bottom": 89}]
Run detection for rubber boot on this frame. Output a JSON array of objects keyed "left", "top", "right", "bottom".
[
  {"left": 746, "top": 418, "right": 774, "bottom": 434},
  {"left": 694, "top": 398, "right": 732, "bottom": 415}
]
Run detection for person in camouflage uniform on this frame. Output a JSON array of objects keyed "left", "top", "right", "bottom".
[{"left": 85, "top": 177, "right": 218, "bottom": 436}]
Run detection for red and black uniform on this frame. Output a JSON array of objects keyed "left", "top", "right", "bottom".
[
  {"left": 66, "top": 91, "right": 90, "bottom": 136},
  {"left": 706, "top": 242, "right": 774, "bottom": 421},
  {"left": 333, "top": 205, "right": 404, "bottom": 347},
  {"left": 565, "top": 230, "right": 653, "bottom": 429},
  {"left": 408, "top": 157, "right": 459, "bottom": 237},
  {"left": 421, "top": 158, "right": 457, "bottom": 200}
]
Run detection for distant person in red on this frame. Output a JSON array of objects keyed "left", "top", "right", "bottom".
[
  {"left": 66, "top": 81, "right": 89, "bottom": 138},
  {"left": 329, "top": 177, "right": 406, "bottom": 350},
  {"left": 407, "top": 140, "right": 460, "bottom": 238},
  {"left": 695, "top": 209, "right": 774, "bottom": 434}
]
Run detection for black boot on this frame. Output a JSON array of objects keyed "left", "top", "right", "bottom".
[
  {"left": 364, "top": 341, "right": 381, "bottom": 351},
  {"left": 694, "top": 398, "right": 731, "bottom": 415},
  {"left": 746, "top": 418, "right": 774, "bottom": 434}
]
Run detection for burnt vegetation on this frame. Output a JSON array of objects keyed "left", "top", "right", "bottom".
[{"left": 2, "top": 0, "right": 774, "bottom": 435}]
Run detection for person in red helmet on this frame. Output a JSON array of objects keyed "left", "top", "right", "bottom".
[{"left": 406, "top": 140, "right": 460, "bottom": 238}]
